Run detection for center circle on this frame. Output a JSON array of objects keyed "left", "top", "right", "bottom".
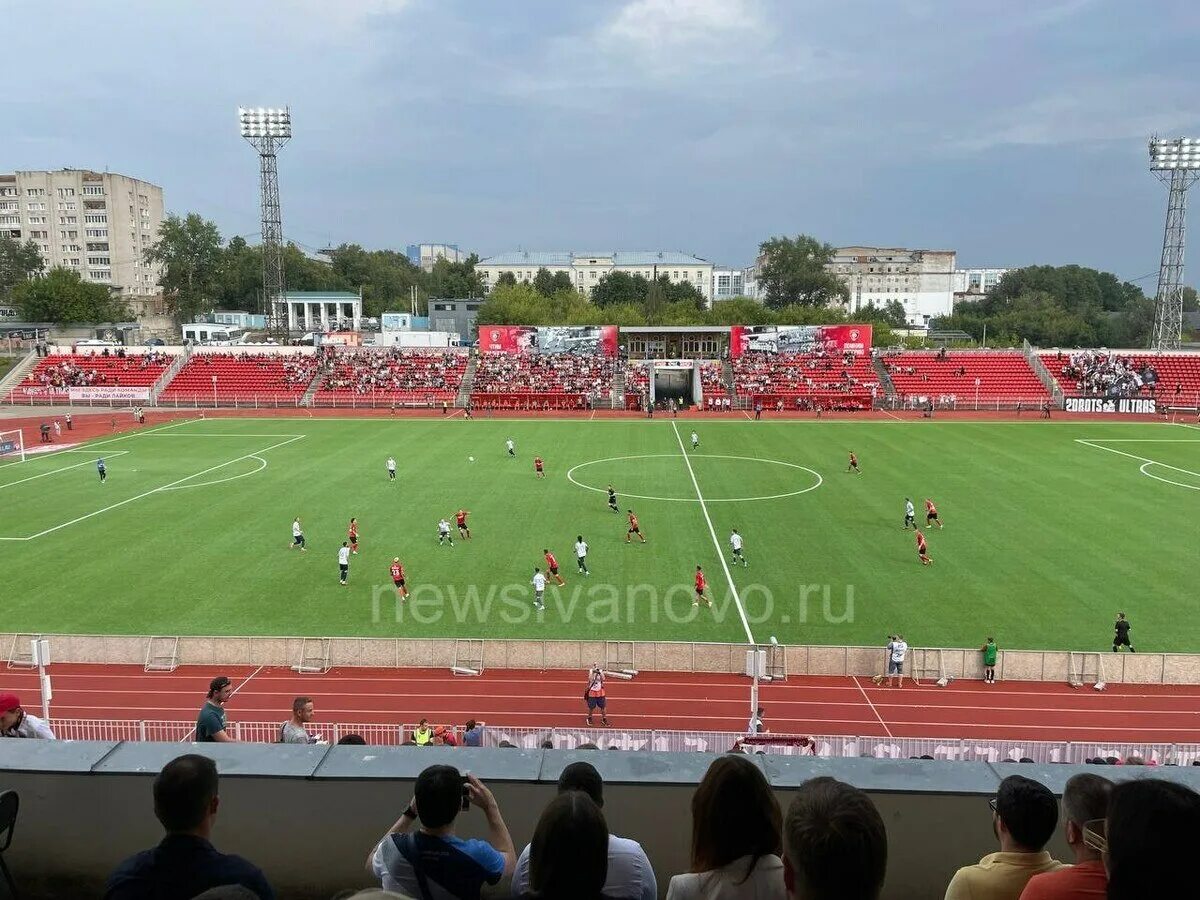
[{"left": 566, "top": 454, "right": 823, "bottom": 503}]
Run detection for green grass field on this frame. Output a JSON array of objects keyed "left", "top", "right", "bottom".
[{"left": 2, "top": 415, "right": 1197, "bottom": 651}]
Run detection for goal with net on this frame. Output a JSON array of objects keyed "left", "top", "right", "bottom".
[{"left": 0, "top": 429, "right": 25, "bottom": 466}]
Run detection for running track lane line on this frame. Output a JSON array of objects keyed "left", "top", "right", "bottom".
[
  {"left": 853, "top": 676, "right": 894, "bottom": 738},
  {"left": 178, "top": 664, "right": 265, "bottom": 741},
  {"left": 671, "top": 420, "right": 755, "bottom": 645},
  {"left": 20, "top": 435, "right": 305, "bottom": 540}
]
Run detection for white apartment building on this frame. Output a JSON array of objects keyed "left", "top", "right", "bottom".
[
  {"left": 477, "top": 250, "right": 714, "bottom": 304},
  {"left": 0, "top": 169, "right": 164, "bottom": 299},
  {"left": 953, "top": 267, "right": 1010, "bottom": 295},
  {"left": 407, "top": 242, "right": 468, "bottom": 272},
  {"left": 711, "top": 266, "right": 746, "bottom": 301},
  {"left": 828, "top": 247, "right": 957, "bottom": 326}
]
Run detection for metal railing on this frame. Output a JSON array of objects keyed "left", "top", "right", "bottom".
[{"left": 45, "top": 718, "right": 1200, "bottom": 765}]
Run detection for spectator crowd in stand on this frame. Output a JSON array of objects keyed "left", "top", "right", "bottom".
[
  {"left": 1057, "top": 350, "right": 1158, "bottom": 398},
  {"left": 27, "top": 350, "right": 169, "bottom": 389},
  {"left": 733, "top": 351, "right": 878, "bottom": 398},
  {"left": 321, "top": 348, "right": 467, "bottom": 395},
  {"left": 186, "top": 353, "right": 321, "bottom": 390},
  {"left": 474, "top": 353, "right": 617, "bottom": 398}
]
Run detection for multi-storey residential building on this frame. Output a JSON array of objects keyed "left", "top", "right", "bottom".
[
  {"left": 827, "top": 247, "right": 958, "bottom": 326},
  {"left": 406, "top": 242, "right": 468, "bottom": 272},
  {"left": 476, "top": 250, "right": 714, "bottom": 304},
  {"left": 0, "top": 169, "right": 164, "bottom": 300},
  {"left": 953, "top": 267, "right": 1010, "bottom": 295},
  {"left": 711, "top": 266, "right": 746, "bottom": 301}
]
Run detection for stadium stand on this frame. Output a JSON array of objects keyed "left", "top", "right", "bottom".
[
  {"left": 733, "top": 351, "right": 879, "bottom": 409},
  {"left": 6, "top": 352, "right": 171, "bottom": 401},
  {"left": 882, "top": 350, "right": 1049, "bottom": 404},
  {"left": 159, "top": 353, "right": 319, "bottom": 402},
  {"left": 312, "top": 348, "right": 467, "bottom": 404},
  {"left": 1041, "top": 350, "right": 1200, "bottom": 404},
  {"left": 698, "top": 360, "right": 727, "bottom": 399},
  {"left": 472, "top": 353, "right": 617, "bottom": 410}
]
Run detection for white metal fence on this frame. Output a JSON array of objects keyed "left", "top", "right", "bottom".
[{"left": 45, "top": 718, "right": 1200, "bottom": 765}]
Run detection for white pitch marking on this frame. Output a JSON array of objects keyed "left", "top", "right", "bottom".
[
  {"left": 0, "top": 450, "right": 130, "bottom": 491},
  {"left": 671, "top": 421, "right": 755, "bottom": 646},
  {"left": 566, "top": 453, "right": 823, "bottom": 503},
  {"left": 20, "top": 436, "right": 304, "bottom": 540},
  {"left": 158, "top": 455, "right": 268, "bottom": 491}
]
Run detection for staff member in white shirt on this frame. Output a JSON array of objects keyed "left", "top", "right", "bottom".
[
  {"left": 886, "top": 634, "right": 908, "bottom": 688},
  {"left": 0, "top": 692, "right": 56, "bottom": 739},
  {"left": 338, "top": 541, "right": 351, "bottom": 586}
]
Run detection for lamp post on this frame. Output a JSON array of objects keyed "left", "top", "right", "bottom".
[
  {"left": 1149, "top": 137, "right": 1200, "bottom": 350},
  {"left": 239, "top": 107, "right": 292, "bottom": 344}
]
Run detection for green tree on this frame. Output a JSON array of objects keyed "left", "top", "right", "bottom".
[
  {"left": 532, "top": 267, "right": 558, "bottom": 298},
  {"left": 1183, "top": 286, "right": 1198, "bottom": 312},
  {"left": 643, "top": 277, "right": 667, "bottom": 323},
  {"left": 427, "top": 254, "right": 483, "bottom": 298},
  {"left": 552, "top": 271, "right": 575, "bottom": 293},
  {"left": 757, "top": 235, "right": 847, "bottom": 309},
  {"left": 591, "top": 271, "right": 649, "bottom": 307},
  {"left": 495, "top": 272, "right": 517, "bottom": 289},
  {"left": 0, "top": 235, "right": 43, "bottom": 298},
  {"left": 13, "top": 267, "right": 131, "bottom": 324},
  {"left": 707, "top": 297, "right": 773, "bottom": 325},
  {"left": 657, "top": 275, "right": 705, "bottom": 308},
  {"left": 860, "top": 300, "right": 908, "bottom": 328},
  {"left": 144, "top": 213, "right": 224, "bottom": 322}
]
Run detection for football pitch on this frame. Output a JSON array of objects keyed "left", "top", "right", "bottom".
[{"left": 1, "top": 415, "right": 1197, "bottom": 652}]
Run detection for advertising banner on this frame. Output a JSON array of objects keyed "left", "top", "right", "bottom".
[
  {"left": 534, "top": 326, "right": 619, "bottom": 357},
  {"left": 1063, "top": 396, "right": 1158, "bottom": 415},
  {"left": 67, "top": 386, "right": 151, "bottom": 401},
  {"left": 12, "top": 386, "right": 67, "bottom": 399},
  {"left": 730, "top": 324, "right": 873, "bottom": 359},
  {"left": 479, "top": 325, "right": 535, "bottom": 354}
]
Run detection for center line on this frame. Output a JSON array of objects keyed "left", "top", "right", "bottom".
[
  {"left": 853, "top": 676, "right": 894, "bottom": 738},
  {"left": 670, "top": 421, "right": 755, "bottom": 645}
]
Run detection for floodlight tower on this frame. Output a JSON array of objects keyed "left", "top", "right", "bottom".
[
  {"left": 239, "top": 107, "right": 292, "bottom": 341},
  {"left": 1149, "top": 136, "right": 1200, "bottom": 350}
]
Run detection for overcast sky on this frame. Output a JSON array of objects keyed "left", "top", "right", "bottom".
[{"left": 5, "top": 0, "right": 1197, "bottom": 280}]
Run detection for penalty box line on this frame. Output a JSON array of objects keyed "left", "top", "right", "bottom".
[
  {"left": 671, "top": 420, "right": 756, "bottom": 645},
  {"left": 3, "top": 435, "right": 305, "bottom": 542},
  {"left": 1075, "top": 439, "right": 1200, "bottom": 479}
]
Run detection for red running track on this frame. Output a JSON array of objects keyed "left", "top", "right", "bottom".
[{"left": 5, "top": 663, "right": 1200, "bottom": 743}]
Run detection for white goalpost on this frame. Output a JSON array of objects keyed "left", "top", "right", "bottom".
[{"left": 0, "top": 429, "right": 26, "bottom": 466}]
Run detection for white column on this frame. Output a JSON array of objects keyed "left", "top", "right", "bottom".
[
  {"left": 320, "top": 303, "right": 329, "bottom": 331},
  {"left": 287, "top": 302, "right": 296, "bottom": 332}
]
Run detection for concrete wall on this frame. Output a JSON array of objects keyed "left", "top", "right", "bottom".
[{"left": 4, "top": 741, "right": 1199, "bottom": 900}]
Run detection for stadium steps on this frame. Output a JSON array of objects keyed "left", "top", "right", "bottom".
[
  {"left": 721, "top": 360, "right": 735, "bottom": 397},
  {"left": 149, "top": 352, "right": 188, "bottom": 403},
  {"left": 1024, "top": 341, "right": 1063, "bottom": 402},
  {"left": 299, "top": 371, "right": 326, "bottom": 407},
  {"left": 0, "top": 349, "right": 39, "bottom": 400},
  {"left": 611, "top": 368, "right": 626, "bottom": 409},
  {"left": 871, "top": 355, "right": 896, "bottom": 399},
  {"left": 456, "top": 355, "right": 477, "bottom": 407}
]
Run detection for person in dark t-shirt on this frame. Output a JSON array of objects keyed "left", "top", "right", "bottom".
[{"left": 1113, "top": 613, "right": 1135, "bottom": 653}]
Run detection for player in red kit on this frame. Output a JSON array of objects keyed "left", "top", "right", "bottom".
[
  {"left": 847, "top": 452, "right": 861, "bottom": 474},
  {"left": 626, "top": 510, "right": 647, "bottom": 543},
  {"left": 916, "top": 529, "right": 933, "bottom": 566},
  {"left": 390, "top": 558, "right": 408, "bottom": 598},
  {"left": 693, "top": 565, "right": 711, "bottom": 607},
  {"left": 348, "top": 517, "right": 359, "bottom": 554},
  {"left": 543, "top": 548, "right": 566, "bottom": 586},
  {"left": 456, "top": 509, "right": 472, "bottom": 540},
  {"left": 534, "top": 456, "right": 545, "bottom": 478},
  {"left": 925, "top": 498, "right": 942, "bottom": 528}
]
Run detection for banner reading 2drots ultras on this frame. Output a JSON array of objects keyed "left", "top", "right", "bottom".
[{"left": 729, "top": 324, "right": 873, "bottom": 358}]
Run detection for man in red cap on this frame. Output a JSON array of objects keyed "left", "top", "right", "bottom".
[{"left": 0, "top": 692, "right": 55, "bottom": 740}]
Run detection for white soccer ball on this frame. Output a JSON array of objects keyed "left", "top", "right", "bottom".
[{"left": 468, "top": 456, "right": 475, "bottom": 462}]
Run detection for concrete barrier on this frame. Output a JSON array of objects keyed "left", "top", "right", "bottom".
[{"left": 5, "top": 632, "right": 1200, "bottom": 684}]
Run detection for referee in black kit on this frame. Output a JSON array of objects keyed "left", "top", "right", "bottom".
[{"left": 1113, "top": 612, "right": 1135, "bottom": 653}]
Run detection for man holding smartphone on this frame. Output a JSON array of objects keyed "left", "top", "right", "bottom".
[{"left": 368, "top": 764, "right": 515, "bottom": 900}]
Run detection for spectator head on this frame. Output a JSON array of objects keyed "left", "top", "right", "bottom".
[
  {"left": 206, "top": 676, "right": 232, "bottom": 703},
  {"left": 783, "top": 777, "right": 886, "bottom": 900},
  {"left": 577, "top": 742, "right": 599, "bottom": 750},
  {"left": 464, "top": 719, "right": 478, "bottom": 731},
  {"left": 991, "top": 775, "right": 1058, "bottom": 853},
  {"left": 337, "top": 734, "right": 366, "bottom": 745},
  {"left": 540, "top": 740, "right": 554, "bottom": 749},
  {"left": 498, "top": 740, "right": 516, "bottom": 748},
  {"left": 690, "top": 755, "right": 782, "bottom": 880},
  {"left": 292, "top": 696, "right": 314, "bottom": 723},
  {"left": 0, "top": 692, "right": 24, "bottom": 731},
  {"left": 528, "top": 791, "right": 609, "bottom": 900},
  {"left": 558, "top": 762, "right": 604, "bottom": 807},
  {"left": 154, "top": 754, "right": 219, "bottom": 837},
  {"left": 1105, "top": 779, "right": 1200, "bottom": 898},
  {"left": 413, "top": 765, "right": 465, "bottom": 831},
  {"left": 1060, "top": 773, "right": 1112, "bottom": 862}
]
